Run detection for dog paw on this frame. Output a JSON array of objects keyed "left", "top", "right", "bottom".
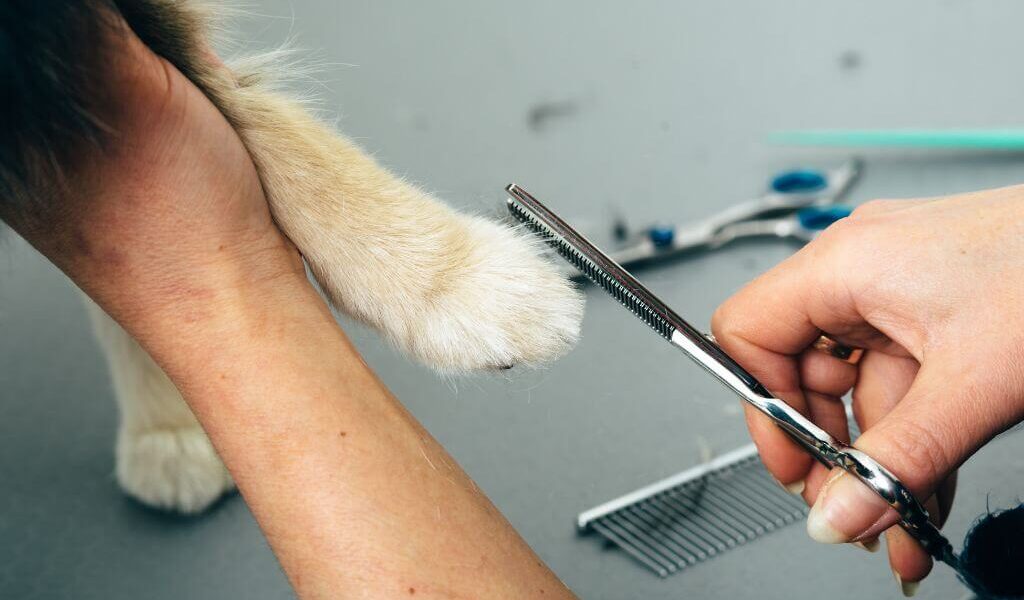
[
  {"left": 116, "top": 425, "right": 234, "bottom": 513},
  {"left": 233, "top": 91, "right": 583, "bottom": 372},
  {"left": 384, "top": 215, "right": 584, "bottom": 373}
]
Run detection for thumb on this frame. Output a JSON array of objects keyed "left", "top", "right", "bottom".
[{"left": 806, "top": 359, "right": 1007, "bottom": 544}]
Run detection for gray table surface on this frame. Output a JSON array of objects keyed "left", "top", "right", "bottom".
[{"left": 3, "top": 1, "right": 1024, "bottom": 598}]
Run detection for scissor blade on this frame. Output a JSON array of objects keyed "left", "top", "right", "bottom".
[
  {"left": 505, "top": 184, "right": 683, "bottom": 341},
  {"left": 505, "top": 184, "right": 758, "bottom": 388}
]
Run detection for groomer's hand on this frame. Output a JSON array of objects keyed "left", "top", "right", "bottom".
[{"left": 711, "top": 187, "right": 1024, "bottom": 594}]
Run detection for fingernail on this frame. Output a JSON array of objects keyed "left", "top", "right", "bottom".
[
  {"left": 893, "top": 570, "right": 919, "bottom": 597},
  {"left": 772, "top": 475, "right": 805, "bottom": 495},
  {"left": 851, "top": 538, "right": 879, "bottom": 553},
  {"left": 806, "top": 470, "right": 889, "bottom": 544}
]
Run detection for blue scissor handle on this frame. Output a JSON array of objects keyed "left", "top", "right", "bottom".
[
  {"left": 797, "top": 205, "right": 853, "bottom": 230},
  {"left": 770, "top": 169, "right": 828, "bottom": 194},
  {"left": 648, "top": 224, "right": 676, "bottom": 248}
]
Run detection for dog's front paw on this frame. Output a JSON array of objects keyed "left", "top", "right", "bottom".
[
  {"left": 116, "top": 426, "right": 235, "bottom": 513},
  {"left": 235, "top": 92, "right": 583, "bottom": 372},
  {"left": 388, "top": 216, "right": 584, "bottom": 373}
]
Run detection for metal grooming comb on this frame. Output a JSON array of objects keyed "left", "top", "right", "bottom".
[
  {"left": 577, "top": 443, "right": 802, "bottom": 576},
  {"left": 575, "top": 419, "right": 860, "bottom": 576},
  {"left": 505, "top": 184, "right": 959, "bottom": 574}
]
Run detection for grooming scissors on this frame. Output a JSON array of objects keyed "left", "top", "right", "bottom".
[
  {"left": 585, "top": 159, "right": 862, "bottom": 275},
  {"left": 505, "top": 184, "right": 959, "bottom": 569}
]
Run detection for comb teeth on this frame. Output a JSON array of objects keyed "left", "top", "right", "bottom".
[
  {"left": 506, "top": 199, "right": 673, "bottom": 341},
  {"left": 587, "top": 453, "right": 807, "bottom": 578},
  {"left": 581, "top": 420, "right": 863, "bottom": 577}
]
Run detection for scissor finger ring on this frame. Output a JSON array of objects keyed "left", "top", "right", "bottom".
[{"left": 812, "top": 334, "right": 864, "bottom": 364}]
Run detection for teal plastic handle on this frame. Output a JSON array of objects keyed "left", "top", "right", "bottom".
[{"left": 771, "top": 129, "right": 1024, "bottom": 150}]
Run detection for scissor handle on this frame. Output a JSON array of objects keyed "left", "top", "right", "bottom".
[
  {"left": 837, "top": 448, "right": 958, "bottom": 567},
  {"left": 687, "top": 159, "right": 863, "bottom": 239},
  {"left": 678, "top": 332, "right": 959, "bottom": 568}
]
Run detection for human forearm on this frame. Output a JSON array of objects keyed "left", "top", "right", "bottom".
[
  {"left": 10, "top": 159, "right": 573, "bottom": 598},
  {"left": 2, "top": 18, "right": 576, "bottom": 593},
  {"left": 103, "top": 269, "right": 574, "bottom": 599}
]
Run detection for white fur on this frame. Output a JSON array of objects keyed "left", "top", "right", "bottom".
[
  {"left": 85, "top": 298, "right": 234, "bottom": 513},
  {"left": 223, "top": 87, "right": 584, "bottom": 372}
]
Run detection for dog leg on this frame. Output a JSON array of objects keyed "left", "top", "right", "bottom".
[
  {"left": 112, "top": 1, "right": 585, "bottom": 373},
  {"left": 223, "top": 87, "right": 585, "bottom": 373},
  {"left": 83, "top": 296, "right": 234, "bottom": 513}
]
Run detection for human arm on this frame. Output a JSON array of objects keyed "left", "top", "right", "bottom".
[{"left": 2, "top": 19, "right": 575, "bottom": 599}]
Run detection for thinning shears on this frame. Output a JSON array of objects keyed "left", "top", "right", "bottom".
[{"left": 506, "top": 183, "right": 959, "bottom": 571}]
